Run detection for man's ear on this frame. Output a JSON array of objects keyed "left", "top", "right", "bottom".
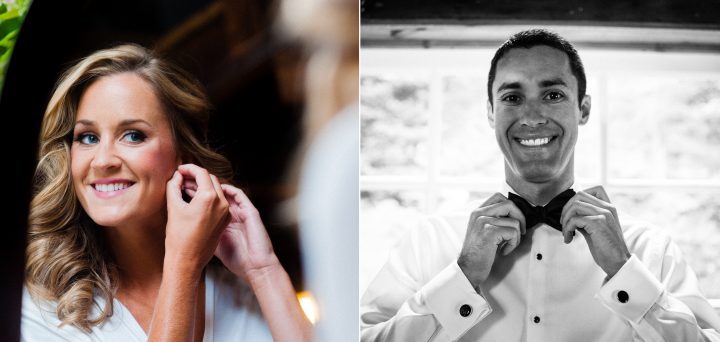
[
  {"left": 579, "top": 94, "right": 591, "bottom": 125},
  {"left": 487, "top": 100, "right": 495, "bottom": 128}
]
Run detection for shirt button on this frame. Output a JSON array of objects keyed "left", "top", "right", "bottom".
[
  {"left": 617, "top": 290, "right": 629, "bottom": 303},
  {"left": 459, "top": 304, "right": 473, "bottom": 317},
  {"left": 533, "top": 316, "right": 540, "bottom": 323},
  {"left": 536, "top": 253, "right": 543, "bottom": 260}
]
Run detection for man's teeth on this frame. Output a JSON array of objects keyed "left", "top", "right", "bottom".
[
  {"left": 94, "top": 183, "right": 131, "bottom": 192},
  {"left": 519, "top": 137, "right": 551, "bottom": 146}
]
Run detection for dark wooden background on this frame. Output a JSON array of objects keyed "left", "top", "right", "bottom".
[{"left": 0, "top": 0, "right": 306, "bottom": 340}]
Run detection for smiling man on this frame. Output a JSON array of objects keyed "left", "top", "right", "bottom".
[{"left": 360, "top": 29, "right": 720, "bottom": 341}]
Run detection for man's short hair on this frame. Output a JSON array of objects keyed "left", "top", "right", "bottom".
[{"left": 487, "top": 29, "right": 587, "bottom": 108}]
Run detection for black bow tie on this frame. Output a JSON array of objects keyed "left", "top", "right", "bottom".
[{"left": 508, "top": 188, "right": 576, "bottom": 231}]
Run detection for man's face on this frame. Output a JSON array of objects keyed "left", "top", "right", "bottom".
[{"left": 488, "top": 45, "right": 590, "bottom": 185}]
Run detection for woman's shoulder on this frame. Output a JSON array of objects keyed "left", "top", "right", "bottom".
[
  {"left": 21, "top": 287, "right": 89, "bottom": 341},
  {"left": 21, "top": 287, "right": 144, "bottom": 342}
]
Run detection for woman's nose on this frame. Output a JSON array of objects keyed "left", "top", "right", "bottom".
[{"left": 90, "top": 141, "right": 121, "bottom": 170}]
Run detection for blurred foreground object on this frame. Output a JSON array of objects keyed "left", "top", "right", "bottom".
[{"left": 279, "top": 0, "right": 360, "bottom": 340}]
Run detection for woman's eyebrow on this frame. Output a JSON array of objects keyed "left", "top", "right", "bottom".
[
  {"left": 74, "top": 119, "right": 152, "bottom": 127},
  {"left": 118, "top": 119, "right": 152, "bottom": 127},
  {"left": 74, "top": 119, "right": 94, "bottom": 127}
]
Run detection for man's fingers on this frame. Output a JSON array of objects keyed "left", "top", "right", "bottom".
[
  {"left": 481, "top": 192, "right": 508, "bottom": 207},
  {"left": 563, "top": 216, "right": 594, "bottom": 244},
  {"left": 483, "top": 217, "right": 521, "bottom": 232},
  {"left": 583, "top": 185, "right": 610, "bottom": 202},
  {"left": 492, "top": 225, "right": 520, "bottom": 256},
  {"left": 505, "top": 203, "right": 527, "bottom": 235},
  {"left": 474, "top": 200, "right": 527, "bottom": 234},
  {"left": 562, "top": 190, "right": 611, "bottom": 223},
  {"left": 561, "top": 200, "right": 600, "bottom": 228},
  {"left": 563, "top": 216, "right": 582, "bottom": 244}
]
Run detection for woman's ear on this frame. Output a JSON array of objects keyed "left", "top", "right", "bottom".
[{"left": 175, "top": 151, "right": 183, "bottom": 167}]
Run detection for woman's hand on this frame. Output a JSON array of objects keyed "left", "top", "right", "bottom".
[
  {"left": 183, "top": 181, "right": 311, "bottom": 342},
  {"left": 165, "top": 163, "right": 230, "bottom": 274},
  {"left": 149, "top": 164, "right": 229, "bottom": 342},
  {"left": 215, "top": 184, "right": 282, "bottom": 282},
  {"left": 182, "top": 181, "right": 280, "bottom": 282}
]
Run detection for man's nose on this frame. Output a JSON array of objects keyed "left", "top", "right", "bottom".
[
  {"left": 520, "top": 100, "right": 548, "bottom": 128},
  {"left": 90, "top": 141, "right": 121, "bottom": 170}
]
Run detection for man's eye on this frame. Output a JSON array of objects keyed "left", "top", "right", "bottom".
[
  {"left": 75, "top": 133, "right": 98, "bottom": 145},
  {"left": 545, "top": 92, "right": 565, "bottom": 101},
  {"left": 502, "top": 94, "right": 521, "bottom": 103},
  {"left": 122, "top": 130, "right": 146, "bottom": 143}
]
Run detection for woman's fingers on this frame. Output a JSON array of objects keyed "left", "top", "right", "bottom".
[
  {"left": 220, "top": 183, "right": 257, "bottom": 211},
  {"left": 177, "top": 164, "right": 214, "bottom": 198},
  {"left": 166, "top": 171, "right": 184, "bottom": 205},
  {"left": 209, "top": 175, "right": 226, "bottom": 204}
]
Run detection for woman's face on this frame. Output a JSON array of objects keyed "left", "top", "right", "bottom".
[{"left": 71, "top": 72, "right": 179, "bottom": 228}]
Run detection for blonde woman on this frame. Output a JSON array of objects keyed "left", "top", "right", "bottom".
[{"left": 23, "top": 44, "right": 311, "bottom": 341}]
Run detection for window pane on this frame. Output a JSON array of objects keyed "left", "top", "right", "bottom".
[
  {"left": 611, "top": 189, "right": 720, "bottom": 298},
  {"left": 607, "top": 76, "right": 720, "bottom": 180},
  {"left": 361, "top": 74, "right": 431, "bottom": 176},
  {"left": 436, "top": 189, "right": 495, "bottom": 213},
  {"left": 360, "top": 190, "right": 426, "bottom": 292},
  {"left": 439, "top": 74, "right": 503, "bottom": 178}
]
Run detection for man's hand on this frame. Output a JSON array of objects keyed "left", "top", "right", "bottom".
[
  {"left": 561, "top": 186, "right": 631, "bottom": 279},
  {"left": 458, "top": 193, "right": 526, "bottom": 290}
]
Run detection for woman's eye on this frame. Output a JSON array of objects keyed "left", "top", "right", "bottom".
[
  {"left": 75, "top": 133, "right": 98, "bottom": 145},
  {"left": 545, "top": 92, "right": 565, "bottom": 101},
  {"left": 123, "top": 130, "right": 146, "bottom": 143}
]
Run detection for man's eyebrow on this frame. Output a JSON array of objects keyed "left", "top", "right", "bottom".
[
  {"left": 497, "top": 82, "right": 521, "bottom": 93},
  {"left": 539, "top": 78, "right": 568, "bottom": 88}
]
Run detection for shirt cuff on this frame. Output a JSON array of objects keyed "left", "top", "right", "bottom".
[
  {"left": 596, "top": 254, "right": 663, "bottom": 323},
  {"left": 420, "top": 261, "right": 491, "bottom": 340}
]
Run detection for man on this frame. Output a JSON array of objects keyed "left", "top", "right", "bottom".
[{"left": 360, "top": 29, "right": 720, "bottom": 341}]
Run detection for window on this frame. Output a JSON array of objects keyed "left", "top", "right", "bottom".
[{"left": 360, "top": 44, "right": 720, "bottom": 305}]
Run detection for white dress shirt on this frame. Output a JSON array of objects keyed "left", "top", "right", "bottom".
[
  {"left": 22, "top": 265, "right": 272, "bottom": 341},
  {"left": 361, "top": 187, "right": 720, "bottom": 341}
]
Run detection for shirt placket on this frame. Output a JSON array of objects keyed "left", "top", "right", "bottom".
[{"left": 526, "top": 226, "right": 548, "bottom": 342}]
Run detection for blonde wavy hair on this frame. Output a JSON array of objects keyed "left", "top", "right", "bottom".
[{"left": 25, "top": 44, "right": 233, "bottom": 332}]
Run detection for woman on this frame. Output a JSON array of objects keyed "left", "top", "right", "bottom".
[{"left": 23, "top": 44, "right": 311, "bottom": 341}]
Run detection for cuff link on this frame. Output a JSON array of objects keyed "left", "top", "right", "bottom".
[
  {"left": 617, "top": 290, "right": 629, "bottom": 303},
  {"left": 459, "top": 304, "right": 473, "bottom": 317}
]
